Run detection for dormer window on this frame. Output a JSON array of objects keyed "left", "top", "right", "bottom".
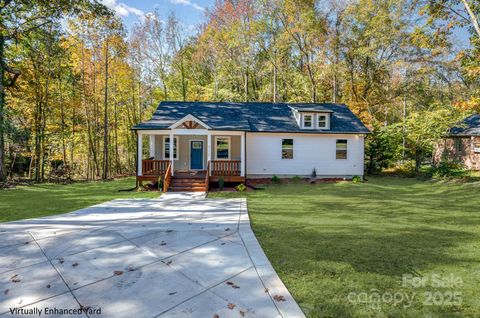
[
  {"left": 318, "top": 115, "right": 327, "bottom": 128},
  {"left": 303, "top": 114, "right": 313, "bottom": 128}
]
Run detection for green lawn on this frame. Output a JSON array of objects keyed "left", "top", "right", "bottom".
[
  {"left": 209, "top": 177, "right": 480, "bottom": 318},
  {"left": 0, "top": 177, "right": 159, "bottom": 222}
]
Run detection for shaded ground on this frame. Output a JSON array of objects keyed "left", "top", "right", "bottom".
[
  {"left": 209, "top": 176, "right": 480, "bottom": 318},
  {"left": 0, "top": 178, "right": 157, "bottom": 222}
]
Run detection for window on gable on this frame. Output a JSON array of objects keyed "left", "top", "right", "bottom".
[
  {"left": 215, "top": 137, "right": 230, "bottom": 159},
  {"left": 336, "top": 139, "right": 347, "bottom": 159},
  {"left": 282, "top": 139, "right": 293, "bottom": 159},
  {"left": 164, "top": 136, "right": 178, "bottom": 159},
  {"left": 303, "top": 114, "right": 313, "bottom": 128},
  {"left": 318, "top": 115, "right": 327, "bottom": 128}
]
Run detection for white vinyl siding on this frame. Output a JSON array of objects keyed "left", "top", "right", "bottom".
[{"left": 246, "top": 132, "right": 364, "bottom": 177}]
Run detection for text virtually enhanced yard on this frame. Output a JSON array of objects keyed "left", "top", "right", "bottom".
[{"left": 1, "top": 176, "right": 479, "bottom": 317}]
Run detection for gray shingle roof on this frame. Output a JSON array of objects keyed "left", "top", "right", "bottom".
[
  {"left": 132, "top": 101, "right": 370, "bottom": 134},
  {"left": 449, "top": 114, "right": 480, "bottom": 136}
]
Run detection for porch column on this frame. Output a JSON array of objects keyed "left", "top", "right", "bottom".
[
  {"left": 137, "top": 132, "right": 143, "bottom": 176},
  {"left": 169, "top": 132, "right": 174, "bottom": 176},
  {"left": 240, "top": 133, "right": 245, "bottom": 177},
  {"left": 207, "top": 133, "right": 212, "bottom": 175},
  {"left": 149, "top": 135, "right": 155, "bottom": 158}
]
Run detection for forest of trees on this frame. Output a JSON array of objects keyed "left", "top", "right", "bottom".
[{"left": 0, "top": 0, "right": 479, "bottom": 182}]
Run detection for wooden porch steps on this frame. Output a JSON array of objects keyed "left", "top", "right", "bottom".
[{"left": 169, "top": 176, "right": 207, "bottom": 192}]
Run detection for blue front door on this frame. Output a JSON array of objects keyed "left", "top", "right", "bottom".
[{"left": 190, "top": 141, "right": 203, "bottom": 170}]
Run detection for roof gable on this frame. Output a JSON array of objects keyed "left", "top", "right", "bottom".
[{"left": 169, "top": 114, "right": 211, "bottom": 129}]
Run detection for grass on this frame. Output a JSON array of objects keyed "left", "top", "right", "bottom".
[
  {"left": 0, "top": 177, "right": 159, "bottom": 222},
  {"left": 209, "top": 177, "right": 480, "bottom": 318}
]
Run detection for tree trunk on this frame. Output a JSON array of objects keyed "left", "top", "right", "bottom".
[
  {"left": 0, "top": 35, "right": 7, "bottom": 181},
  {"left": 102, "top": 38, "right": 109, "bottom": 180}
]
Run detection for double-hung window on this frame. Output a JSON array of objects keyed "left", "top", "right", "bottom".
[
  {"left": 303, "top": 114, "right": 313, "bottom": 128},
  {"left": 336, "top": 139, "right": 347, "bottom": 159},
  {"left": 282, "top": 139, "right": 294, "bottom": 159},
  {"left": 215, "top": 137, "right": 230, "bottom": 159},
  {"left": 318, "top": 115, "right": 327, "bottom": 128},
  {"left": 163, "top": 136, "right": 178, "bottom": 159}
]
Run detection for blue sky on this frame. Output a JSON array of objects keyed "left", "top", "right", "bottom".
[
  {"left": 101, "top": 0, "right": 471, "bottom": 49},
  {"left": 100, "top": 0, "right": 213, "bottom": 31}
]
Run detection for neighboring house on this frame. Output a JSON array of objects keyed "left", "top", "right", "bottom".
[
  {"left": 434, "top": 114, "right": 480, "bottom": 170},
  {"left": 132, "top": 101, "right": 370, "bottom": 191}
]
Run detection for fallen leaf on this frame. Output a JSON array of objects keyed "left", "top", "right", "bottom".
[
  {"left": 46, "top": 284, "right": 51, "bottom": 289},
  {"left": 227, "top": 303, "right": 235, "bottom": 310},
  {"left": 166, "top": 229, "right": 173, "bottom": 233},
  {"left": 239, "top": 310, "right": 245, "bottom": 317},
  {"left": 11, "top": 274, "right": 20, "bottom": 283},
  {"left": 264, "top": 288, "right": 269, "bottom": 293},
  {"left": 168, "top": 292, "right": 177, "bottom": 295},
  {"left": 114, "top": 271, "right": 124, "bottom": 276},
  {"left": 273, "top": 295, "right": 286, "bottom": 302},
  {"left": 72, "top": 262, "right": 79, "bottom": 267},
  {"left": 221, "top": 242, "right": 226, "bottom": 245},
  {"left": 4, "top": 289, "right": 8, "bottom": 295},
  {"left": 226, "top": 281, "right": 240, "bottom": 289},
  {"left": 166, "top": 260, "right": 172, "bottom": 266},
  {"left": 160, "top": 241, "right": 167, "bottom": 246},
  {"left": 225, "top": 228, "right": 231, "bottom": 231},
  {"left": 127, "top": 266, "right": 136, "bottom": 272},
  {"left": 213, "top": 314, "right": 219, "bottom": 318},
  {"left": 58, "top": 258, "right": 64, "bottom": 264},
  {"left": 24, "top": 242, "right": 29, "bottom": 245}
]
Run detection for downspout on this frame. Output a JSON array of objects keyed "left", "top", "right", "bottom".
[
  {"left": 244, "top": 131, "right": 247, "bottom": 183},
  {"left": 135, "top": 130, "right": 138, "bottom": 188}
]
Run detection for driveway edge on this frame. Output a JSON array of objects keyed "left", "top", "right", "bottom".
[{"left": 237, "top": 198, "right": 307, "bottom": 318}]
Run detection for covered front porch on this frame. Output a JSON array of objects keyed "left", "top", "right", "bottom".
[{"left": 136, "top": 127, "right": 246, "bottom": 191}]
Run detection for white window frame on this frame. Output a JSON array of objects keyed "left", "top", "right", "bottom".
[
  {"left": 474, "top": 141, "right": 480, "bottom": 154},
  {"left": 335, "top": 139, "right": 348, "bottom": 160},
  {"left": 302, "top": 114, "right": 314, "bottom": 129},
  {"left": 282, "top": 138, "right": 294, "bottom": 159},
  {"left": 163, "top": 136, "right": 179, "bottom": 160},
  {"left": 214, "top": 136, "right": 231, "bottom": 160},
  {"left": 317, "top": 114, "right": 328, "bottom": 129}
]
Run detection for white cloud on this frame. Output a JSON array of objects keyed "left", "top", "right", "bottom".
[
  {"left": 170, "top": 0, "right": 204, "bottom": 11},
  {"left": 101, "top": 0, "right": 145, "bottom": 18}
]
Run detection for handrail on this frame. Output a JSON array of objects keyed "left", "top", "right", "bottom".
[
  {"left": 210, "top": 160, "right": 241, "bottom": 176},
  {"left": 205, "top": 161, "right": 210, "bottom": 192},
  {"left": 163, "top": 161, "right": 172, "bottom": 192},
  {"left": 142, "top": 159, "right": 169, "bottom": 176}
]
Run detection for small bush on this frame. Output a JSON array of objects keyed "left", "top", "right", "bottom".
[
  {"left": 271, "top": 175, "right": 280, "bottom": 184},
  {"left": 352, "top": 175, "right": 362, "bottom": 183},
  {"left": 218, "top": 176, "right": 225, "bottom": 190},
  {"left": 292, "top": 175, "right": 301, "bottom": 183},
  {"left": 158, "top": 176, "right": 164, "bottom": 191},
  {"left": 311, "top": 168, "right": 317, "bottom": 179},
  {"left": 430, "top": 161, "right": 468, "bottom": 178},
  {"left": 236, "top": 183, "right": 247, "bottom": 192}
]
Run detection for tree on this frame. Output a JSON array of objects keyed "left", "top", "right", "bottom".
[{"left": 0, "top": 0, "right": 110, "bottom": 181}]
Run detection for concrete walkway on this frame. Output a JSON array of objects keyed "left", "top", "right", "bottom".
[{"left": 0, "top": 193, "right": 305, "bottom": 318}]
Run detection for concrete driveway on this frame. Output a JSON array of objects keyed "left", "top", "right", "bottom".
[{"left": 0, "top": 193, "right": 305, "bottom": 318}]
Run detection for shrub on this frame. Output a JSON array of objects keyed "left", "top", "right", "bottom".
[
  {"left": 236, "top": 183, "right": 247, "bottom": 192},
  {"left": 292, "top": 175, "right": 301, "bottom": 183},
  {"left": 218, "top": 176, "right": 225, "bottom": 190},
  {"left": 158, "top": 176, "right": 164, "bottom": 191},
  {"left": 430, "top": 160, "right": 468, "bottom": 178},
  {"left": 352, "top": 175, "right": 362, "bottom": 183},
  {"left": 271, "top": 175, "right": 280, "bottom": 184}
]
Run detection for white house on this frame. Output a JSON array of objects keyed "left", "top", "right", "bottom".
[{"left": 132, "top": 101, "right": 369, "bottom": 191}]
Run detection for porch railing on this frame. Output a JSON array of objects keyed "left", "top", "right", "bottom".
[
  {"left": 210, "top": 160, "right": 241, "bottom": 176},
  {"left": 163, "top": 161, "right": 172, "bottom": 192},
  {"left": 205, "top": 161, "right": 210, "bottom": 192},
  {"left": 142, "top": 159, "right": 169, "bottom": 176}
]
